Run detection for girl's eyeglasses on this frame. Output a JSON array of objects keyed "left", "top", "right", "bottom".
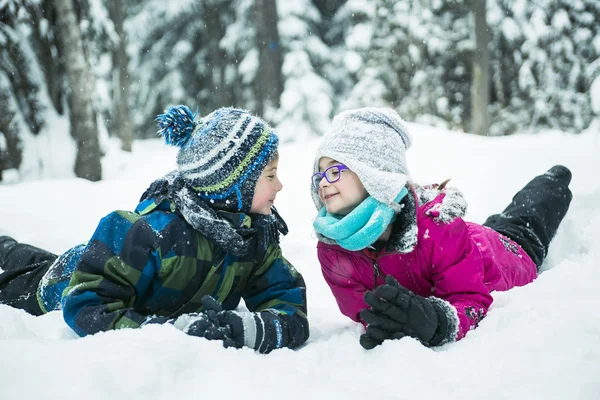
[{"left": 311, "top": 164, "right": 350, "bottom": 190}]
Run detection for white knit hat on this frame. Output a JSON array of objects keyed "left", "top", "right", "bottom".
[{"left": 312, "top": 107, "right": 412, "bottom": 211}]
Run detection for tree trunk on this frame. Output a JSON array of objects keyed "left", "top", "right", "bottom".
[
  {"left": 108, "top": 0, "right": 133, "bottom": 152},
  {"left": 202, "top": 0, "right": 232, "bottom": 109},
  {"left": 471, "top": 0, "right": 490, "bottom": 136},
  {"left": 254, "top": 0, "right": 283, "bottom": 117},
  {"left": 54, "top": 0, "right": 102, "bottom": 180},
  {"left": 29, "top": 1, "right": 64, "bottom": 115},
  {"left": 0, "top": 91, "right": 22, "bottom": 175}
]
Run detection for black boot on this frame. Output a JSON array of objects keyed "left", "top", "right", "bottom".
[
  {"left": 0, "top": 236, "right": 56, "bottom": 272},
  {"left": 545, "top": 165, "right": 572, "bottom": 186},
  {"left": 0, "top": 236, "right": 18, "bottom": 269},
  {"left": 483, "top": 165, "right": 573, "bottom": 268},
  {"left": 0, "top": 237, "right": 58, "bottom": 315}
]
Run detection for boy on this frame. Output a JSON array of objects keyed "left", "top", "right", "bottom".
[{"left": 0, "top": 106, "right": 309, "bottom": 354}]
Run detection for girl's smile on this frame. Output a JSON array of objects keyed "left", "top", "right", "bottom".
[{"left": 321, "top": 192, "right": 339, "bottom": 201}]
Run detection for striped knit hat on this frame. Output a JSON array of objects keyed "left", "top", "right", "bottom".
[{"left": 156, "top": 105, "right": 279, "bottom": 213}]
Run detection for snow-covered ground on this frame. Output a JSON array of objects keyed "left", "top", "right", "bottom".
[{"left": 1, "top": 123, "right": 599, "bottom": 400}]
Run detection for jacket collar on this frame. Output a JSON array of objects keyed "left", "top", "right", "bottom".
[
  {"left": 385, "top": 186, "right": 418, "bottom": 253},
  {"left": 135, "top": 196, "right": 252, "bottom": 229},
  {"left": 318, "top": 184, "right": 468, "bottom": 254}
]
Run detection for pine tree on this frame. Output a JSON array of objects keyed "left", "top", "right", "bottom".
[
  {"left": 346, "top": 0, "right": 472, "bottom": 129},
  {"left": 0, "top": 1, "right": 46, "bottom": 176},
  {"left": 489, "top": 0, "right": 600, "bottom": 134},
  {"left": 202, "top": 0, "right": 235, "bottom": 109},
  {"left": 324, "top": 0, "right": 376, "bottom": 113},
  {"left": 220, "top": 0, "right": 262, "bottom": 113},
  {"left": 127, "top": 0, "right": 240, "bottom": 136},
  {"left": 273, "top": 0, "right": 335, "bottom": 140}
]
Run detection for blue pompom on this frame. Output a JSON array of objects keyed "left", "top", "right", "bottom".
[{"left": 155, "top": 105, "right": 198, "bottom": 147}]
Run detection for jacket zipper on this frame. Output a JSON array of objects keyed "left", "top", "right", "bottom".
[{"left": 373, "top": 259, "right": 382, "bottom": 286}]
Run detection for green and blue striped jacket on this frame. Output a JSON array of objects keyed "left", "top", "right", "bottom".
[{"left": 37, "top": 198, "right": 308, "bottom": 348}]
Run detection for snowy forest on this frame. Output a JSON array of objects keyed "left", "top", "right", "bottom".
[
  {"left": 1, "top": 3, "right": 600, "bottom": 398},
  {"left": 1, "top": 0, "right": 599, "bottom": 182}
]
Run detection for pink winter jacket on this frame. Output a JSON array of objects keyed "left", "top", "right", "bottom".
[{"left": 317, "top": 186, "right": 537, "bottom": 342}]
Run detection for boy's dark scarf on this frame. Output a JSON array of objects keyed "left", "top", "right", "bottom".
[{"left": 140, "top": 174, "right": 288, "bottom": 257}]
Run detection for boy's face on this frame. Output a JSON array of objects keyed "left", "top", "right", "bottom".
[
  {"left": 250, "top": 157, "right": 283, "bottom": 215},
  {"left": 317, "top": 157, "right": 368, "bottom": 216}
]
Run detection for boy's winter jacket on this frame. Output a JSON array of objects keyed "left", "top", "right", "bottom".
[
  {"left": 317, "top": 186, "right": 537, "bottom": 343},
  {"left": 37, "top": 198, "right": 308, "bottom": 348}
]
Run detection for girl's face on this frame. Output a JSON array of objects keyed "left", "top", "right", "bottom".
[
  {"left": 250, "top": 157, "right": 283, "bottom": 215},
  {"left": 317, "top": 157, "right": 368, "bottom": 216}
]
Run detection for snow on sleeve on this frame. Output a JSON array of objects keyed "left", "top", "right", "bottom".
[{"left": 416, "top": 185, "right": 468, "bottom": 223}]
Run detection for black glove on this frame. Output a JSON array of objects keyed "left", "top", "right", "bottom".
[
  {"left": 173, "top": 296, "right": 232, "bottom": 343},
  {"left": 221, "top": 308, "right": 289, "bottom": 354},
  {"left": 359, "top": 325, "right": 406, "bottom": 350},
  {"left": 176, "top": 296, "right": 288, "bottom": 354},
  {"left": 359, "top": 275, "right": 449, "bottom": 349}
]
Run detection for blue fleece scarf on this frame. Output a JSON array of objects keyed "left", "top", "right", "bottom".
[{"left": 313, "top": 187, "right": 408, "bottom": 251}]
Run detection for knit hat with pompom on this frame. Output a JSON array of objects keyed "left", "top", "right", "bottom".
[{"left": 156, "top": 105, "right": 279, "bottom": 213}]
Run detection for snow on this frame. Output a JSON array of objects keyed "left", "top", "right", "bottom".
[
  {"left": 501, "top": 17, "right": 522, "bottom": 42},
  {"left": 86, "top": 0, "right": 117, "bottom": 43},
  {"left": 342, "top": 50, "right": 362, "bottom": 73},
  {"left": 1, "top": 124, "right": 600, "bottom": 400},
  {"left": 238, "top": 48, "right": 259, "bottom": 83},
  {"left": 551, "top": 9, "right": 571, "bottom": 31},
  {"left": 277, "top": 14, "right": 308, "bottom": 39},
  {"left": 345, "top": 22, "right": 373, "bottom": 50},
  {"left": 574, "top": 27, "right": 592, "bottom": 43},
  {"left": 275, "top": 50, "right": 333, "bottom": 142},
  {"left": 524, "top": 8, "right": 550, "bottom": 42},
  {"left": 277, "top": 0, "right": 320, "bottom": 40},
  {"left": 340, "top": 67, "right": 388, "bottom": 110},
  {"left": 276, "top": 0, "right": 320, "bottom": 24}
]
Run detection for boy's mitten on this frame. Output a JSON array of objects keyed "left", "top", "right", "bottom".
[
  {"left": 168, "top": 296, "right": 288, "bottom": 353},
  {"left": 359, "top": 275, "right": 450, "bottom": 349},
  {"left": 172, "top": 296, "right": 230, "bottom": 342},
  {"left": 218, "top": 309, "right": 288, "bottom": 354},
  {"left": 198, "top": 295, "right": 288, "bottom": 354}
]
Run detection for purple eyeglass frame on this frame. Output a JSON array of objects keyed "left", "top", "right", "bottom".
[{"left": 311, "top": 164, "right": 350, "bottom": 190}]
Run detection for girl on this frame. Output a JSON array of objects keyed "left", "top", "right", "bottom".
[
  {"left": 311, "top": 107, "right": 572, "bottom": 349},
  {"left": 0, "top": 106, "right": 309, "bottom": 354}
]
